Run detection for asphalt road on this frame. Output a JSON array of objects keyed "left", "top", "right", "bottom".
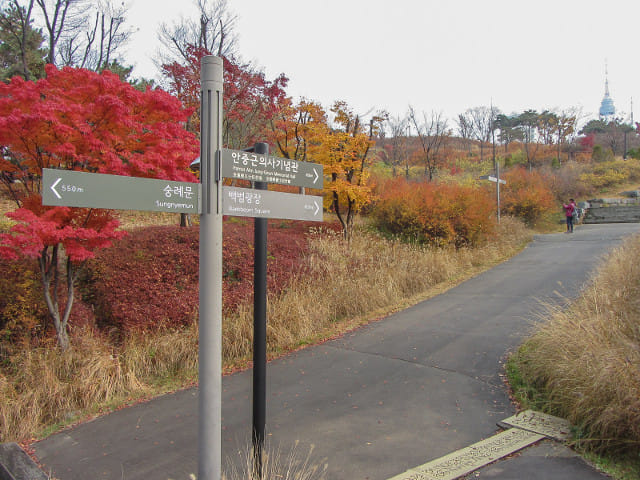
[{"left": 33, "top": 223, "right": 640, "bottom": 480}]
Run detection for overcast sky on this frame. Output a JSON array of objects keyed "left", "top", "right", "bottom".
[{"left": 127, "top": 0, "right": 639, "bottom": 125}]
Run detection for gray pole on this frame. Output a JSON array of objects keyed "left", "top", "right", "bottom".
[
  {"left": 199, "top": 55, "right": 224, "bottom": 480},
  {"left": 496, "top": 160, "right": 501, "bottom": 224}
]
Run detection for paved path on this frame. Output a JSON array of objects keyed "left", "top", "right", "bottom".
[{"left": 34, "top": 224, "right": 640, "bottom": 480}]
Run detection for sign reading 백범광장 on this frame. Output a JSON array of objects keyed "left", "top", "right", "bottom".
[{"left": 222, "top": 186, "right": 322, "bottom": 222}]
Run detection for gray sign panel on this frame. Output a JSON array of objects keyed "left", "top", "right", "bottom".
[
  {"left": 219, "top": 149, "right": 323, "bottom": 189},
  {"left": 42, "top": 168, "right": 200, "bottom": 214},
  {"left": 222, "top": 186, "right": 323, "bottom": 221},
  {"left": 479, "top": 175, "right": 506, "bottom": 185}
]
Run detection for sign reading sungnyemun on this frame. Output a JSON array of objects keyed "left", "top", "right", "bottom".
[
  {"left": 219, "top": 149, "right": 323, "bottom": 189},
  {"left": 42, "top": 168, "right": 200, "bottom": 214}
]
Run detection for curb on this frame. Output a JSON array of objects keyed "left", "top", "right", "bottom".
[{"left": 0, "top": 443, "right": 49, "bottom": 480}]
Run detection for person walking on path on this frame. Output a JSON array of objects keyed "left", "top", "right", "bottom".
[{"left": 563, "top": 198, "right": 577, "bottom": 233}]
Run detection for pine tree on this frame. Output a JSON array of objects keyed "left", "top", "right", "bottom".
[{"left": 0, "top": 2, "right": 47, "bottom": 82}]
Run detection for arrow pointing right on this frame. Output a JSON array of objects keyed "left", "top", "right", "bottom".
[{"left": 51, "top": 178, "right": 62, "bottom": 199}]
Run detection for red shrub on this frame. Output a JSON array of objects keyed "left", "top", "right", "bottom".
[
  {"left": 82, "top": 220, "right": 332, "bottom": 333},
  {"left": 372, "top": 178, "right": 496, "bottom": 247}
]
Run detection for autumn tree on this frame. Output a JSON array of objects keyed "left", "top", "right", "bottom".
[
  {"left": 0, "top": 65, "right": 198, "bottom": 349},
  {"left": 323, "top": 101, "right": 384, "bottom": 240},
  {"left": 581, "top": 118, "right": 633, "bottom": 157},
  {"left": 268, "top": 98, "right": 379, "bottom": 238},
  {"left": 162, "top": 46, "right": 288, "bottom": 148},
  {"left": 0, "top": 1, "right": 47, "bottom": 81},
  {"left": 269, "top": 97, "right": 328, "bottom": 162},
  {"left": 409, "top": 107, "right": 449, "bottom": 181}
]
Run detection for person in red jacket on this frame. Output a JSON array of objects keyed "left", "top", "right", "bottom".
[{"left": 563, "top": 198, "right": 577, "bottom": 233}]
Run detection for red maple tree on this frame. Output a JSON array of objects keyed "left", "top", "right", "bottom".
[
  {"left": 162, "top": 46, "right": 288, "bottom": 147},
  {"left": 0, "top": 65, "right": 198, "bottom": 349}
]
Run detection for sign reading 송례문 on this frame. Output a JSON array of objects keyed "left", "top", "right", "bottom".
[
  {"left": 219, "top": 149, "right": 323, "bottom": 189},
  {"left": 42, "top": 168, "right": 200, "bottom": 214}
]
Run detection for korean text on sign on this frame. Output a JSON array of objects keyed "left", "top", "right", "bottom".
[
  {"left": 226, "top": 189, "right": 262, "bottom": 205},
  {"left": 231, "top": 151, "right": 299, "bottom": 173},
  {"left": 163, "top": 185, "right": 195, "bottom": 199}
]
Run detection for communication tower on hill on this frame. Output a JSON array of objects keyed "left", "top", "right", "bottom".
[{"left": 599, "top": 61, "right": 616, "bottom": 120}]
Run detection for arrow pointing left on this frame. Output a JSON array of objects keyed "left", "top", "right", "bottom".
[{"left": 50, "top": 177, "right": 62, "bottom": 199}]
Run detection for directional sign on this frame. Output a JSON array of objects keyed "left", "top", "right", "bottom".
[
  {"left": 42, "top": 168, "right": 200, "bottom": 214},
  {"left": 219, "top": 149, "right": 323, "bottom": 189},
  {"left": 222, "top": 186, "right": 323, "bottom": 221},
  {"left": 480, "top": 175, "right": 506, "bottom": 185}
]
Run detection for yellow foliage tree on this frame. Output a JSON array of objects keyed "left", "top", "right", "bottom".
[
  {"left": 269, "top": 99, "right": 384, "bottom": 239},
  {"left": 269, "top": 98, "right": 328, "bottom": 162},
  {"left": 324, "top": 101, "right": 385, "bottom": 239}
]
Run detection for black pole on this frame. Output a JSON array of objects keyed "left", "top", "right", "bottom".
[{"left": 252, "top": 142, "right": 269, "bottom": 479}]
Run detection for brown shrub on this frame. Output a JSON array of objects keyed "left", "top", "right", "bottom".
[
  {"left": 371, "top": 177, "right": 496, "bottom": 247},
  {"left": 500, "top": 167, "right": 556, "bottom": 226}
]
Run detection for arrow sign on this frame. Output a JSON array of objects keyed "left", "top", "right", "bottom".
[
  {"left": 219, "top": 149, "right": 323, "bottom": 189},
  {"left": 479, "top": 175, "right": 506, "bottom": 185},
  {"left": 50, "top": 177, "right": 63, "bottom": 199},
  {"left": 42, "top": 168, "right": 200, "bottom": 214},
  {"left": 222, "top": 186, "right": 323, "bottom": 221}
]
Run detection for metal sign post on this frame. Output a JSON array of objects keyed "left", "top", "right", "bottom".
[
  {"left": 198, "top": 55, "right": 224, "bottom": 480},
  {"left": 252, "top": 143, "right": 268, "bottom": 479},
  {"left": 480, "top": 174, "right": 506, "bottom": 223}
]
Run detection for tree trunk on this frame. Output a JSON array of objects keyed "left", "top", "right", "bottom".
[{"left": 39, "top": 244, "right": 75, "bottom": 351}]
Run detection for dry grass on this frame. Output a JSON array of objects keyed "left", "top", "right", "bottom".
[
  {"left": 0, "top": 216, "right": 531, "bottom": 443},
  {"left": 510, "top": 234, "right": 640, "bottom": 455},
  {"left": 0, "top": 323, "right": 200, "bottom": 442},
  {"left": 221, "top": 441, "right": 327, "bottom": 480}
]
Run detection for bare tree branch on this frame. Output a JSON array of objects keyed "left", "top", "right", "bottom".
[{"left": 156, "top": 0, "right": 237, "bottom": 67}]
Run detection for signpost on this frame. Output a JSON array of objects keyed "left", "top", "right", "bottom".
[
  {"left": 479, "top": 173, "right": 506, "bottom": 223},
  {"left": 198, "top": 56, "right": 225, "bottom": 480},
  {"left": 40, "top": 56, "right": 323, "bottom": 480},
  {"left": 219, "top": 148, "right": 323, "bottom": 189},
  {"left": 42, "top": 169, "right": 324, "bottom": 222},
  {"left": 42, "top": 169, "right": 200, "bottom": 214}
]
